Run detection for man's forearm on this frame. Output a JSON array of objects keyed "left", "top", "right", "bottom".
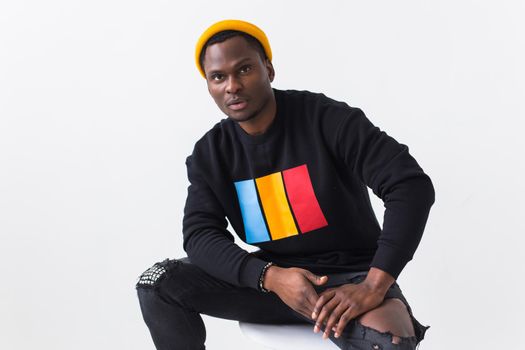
[
  {"left": 370, "top": 175, "right": 435, "bottom": 278},
  {"left": 183, "top": 228, "right": 268, "bottom": 289}
]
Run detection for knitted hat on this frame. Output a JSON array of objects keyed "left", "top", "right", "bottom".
[{"left": 195, "top": 19, "right": 272, "bottom": 78}]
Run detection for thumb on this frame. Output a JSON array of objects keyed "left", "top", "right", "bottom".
[{"left": 305, "top": 271, "right": 328, "bottom": 285}]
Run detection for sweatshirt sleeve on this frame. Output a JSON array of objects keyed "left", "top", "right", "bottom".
[
  {"left": 182, "top": 154, "right": 269, "bottom": 290},
  {"left": 324, "top": 105, "right": 435, "bottom": 279}
]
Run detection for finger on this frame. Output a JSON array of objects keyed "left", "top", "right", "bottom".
[
  {"left": 312, "top": 290, "right": 335, "bottom": 320},
  {"left": 314, "top": 297, "right": 338, "bottom": 334},
  {"left": 294, "top": 302, "right": 317, "bottom": 322},
  {"left": 319, "top": 287, "right": 334, "bottom": 297},
  {"left": 305, "top": 287, "right": 321, "bottom": 317},
  {"left": 304, "top": 270, "right": 328, "bottom": 286},
  {"left": 342, "top": 302, "right": 362, "bottom": 323},
  {"left": 334, "top": 307, "right": 354, "bottom": 338},
  {"left": 323, "top": 303, "right": 348, "bottom": 339},
  {"left": 312, "top": 289, "right": 335, "bottom": 316}
]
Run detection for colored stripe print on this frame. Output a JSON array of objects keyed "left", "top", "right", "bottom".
[{"left": 234, "top": 164, "right": 328, "bottom": 244}]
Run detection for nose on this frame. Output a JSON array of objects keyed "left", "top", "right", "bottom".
[{"left": 226, "top": 75, "right": 242, "bottom": 94}]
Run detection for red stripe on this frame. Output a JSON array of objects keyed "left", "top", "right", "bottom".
[{"left": 282, "top": 164, "right": 328, "bottom": 233}]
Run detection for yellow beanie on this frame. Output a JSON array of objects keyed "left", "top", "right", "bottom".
[{"left": 195, "top": 19, "right": 272, "bottom": 78}]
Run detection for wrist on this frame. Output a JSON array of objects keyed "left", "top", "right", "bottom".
[
  {"left": 363, "top": 267, "right": 395, "bottom": 295},
  {"left": 259, "top": 262, "right": 275, "bottom": 292},
  {"left": 262, "top": 265, "right": 282, "bottom": 292}
]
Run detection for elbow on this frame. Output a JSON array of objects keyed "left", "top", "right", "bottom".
[
  {"left": 412, "top": 174, "right": 435, "bottom": 210},
  {"left": 424, "top": 175, "right": 436, "bottom": 207}
]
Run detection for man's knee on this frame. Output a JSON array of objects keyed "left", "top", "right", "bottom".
[
  {"left": 135, "top": 257, "right": 197, "bottom": 304},
  {"left": 136, "top": 259, "right": 168, "bottom": 289},
  {"left": 135, "top": 258, "right": 191, "bottom": 295},
  {"left": 357, "top": 298, "right": 416, "bottom": 345}
]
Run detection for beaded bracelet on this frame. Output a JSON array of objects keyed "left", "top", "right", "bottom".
[{"left": 258, "top": 261, "right": 274, "bottom": 293}]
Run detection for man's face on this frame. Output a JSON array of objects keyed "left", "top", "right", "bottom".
[{"left": 202, "top": 35, "right": 275, "bottom": 123}]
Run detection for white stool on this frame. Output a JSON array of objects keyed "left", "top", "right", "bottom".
[{"left": 239, "top": 322, "right": 339, "bottom": 349}]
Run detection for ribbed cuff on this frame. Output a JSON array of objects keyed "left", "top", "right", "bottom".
[
  {"left": 369, "top": 245, "right": 412, "bottom": 279},
  {"left": 239, "top": 254, "right": 269, "bottom": 290}
]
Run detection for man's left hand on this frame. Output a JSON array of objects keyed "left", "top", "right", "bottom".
[{"left": 311, "top": 269, "right": 394, "bottom": 339}]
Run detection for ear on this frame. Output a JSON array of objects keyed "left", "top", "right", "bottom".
[{"left": 264, "top": 58, "right": 275, "bottom": 82}]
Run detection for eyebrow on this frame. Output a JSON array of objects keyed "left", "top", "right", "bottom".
[{"left": 206, "top": 57, "right": 254, "bottom": 75}]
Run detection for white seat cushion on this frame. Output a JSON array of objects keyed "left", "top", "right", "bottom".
[{"left": 239, "top": 322, "right": 339, "bottom": 349}]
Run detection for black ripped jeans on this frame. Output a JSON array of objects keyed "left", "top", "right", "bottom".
[{"left": 135, "top": 256, "right": 429, "bottom": 350}]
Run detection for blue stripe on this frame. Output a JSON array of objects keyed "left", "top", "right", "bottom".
[{"left": 234, "top": 179, "right": 270, "bottom": 243}]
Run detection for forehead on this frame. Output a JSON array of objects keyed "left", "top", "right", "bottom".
[{"left": 202, "top": 36, "right": 261, "bottom": 73}]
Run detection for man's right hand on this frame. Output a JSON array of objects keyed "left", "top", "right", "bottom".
[{"left": 263, "top": 265, "right": 328, "bottom": 320}]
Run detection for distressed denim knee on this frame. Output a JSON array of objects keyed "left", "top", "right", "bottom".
[
  {"left": 135, "top": 258, "right": 207, "bottom": 350},
  {"left": 331, "top": 319, "right": 422, "bottom": 350},
  {"left": 135, "top": 257, "right": 199, "bottom": 308},
  {"left": 136, "top": 258, "right": 177, "bottom": 291},
  {"left": 135, "top": 258, "right": 179, "bottom": 317}
]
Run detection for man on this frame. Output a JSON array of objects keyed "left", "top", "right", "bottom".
[{"left": 136, "top": 19, "right": 435, "bottom": 350}]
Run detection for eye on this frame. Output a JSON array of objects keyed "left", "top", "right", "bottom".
[
  {"left": 210, "top": 73, "right": 224, "bottom": 81},
  {"left": 239, "top": 65, "right": 252, "bottom": 74}
]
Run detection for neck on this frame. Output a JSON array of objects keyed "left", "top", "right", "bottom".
[{"left": 238, "top": 92, "right": 277, "bottom": 136}]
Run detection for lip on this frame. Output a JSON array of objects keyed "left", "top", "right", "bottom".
[{"left": 227, "top": 99, "right": 248, "bottom": 111}]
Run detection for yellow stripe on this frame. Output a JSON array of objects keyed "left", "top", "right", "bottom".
[{"left": 255, "top": 172, "right": 298, "bottom": 240}]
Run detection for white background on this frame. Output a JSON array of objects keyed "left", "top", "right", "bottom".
[{"left": 1, "top": 1, "right": 524, "bottom": 349}]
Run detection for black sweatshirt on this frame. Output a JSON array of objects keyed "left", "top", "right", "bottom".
[{"left": 182, "top": 88, "right": 435, "bottom": 290}]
